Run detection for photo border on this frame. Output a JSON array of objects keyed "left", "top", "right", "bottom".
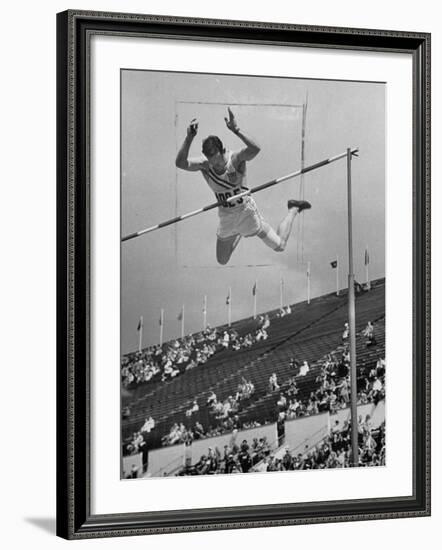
[{"left": 56, "top": 10, "right": 430, "bottom": 539}]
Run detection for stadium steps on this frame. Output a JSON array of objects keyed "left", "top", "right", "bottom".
[
  {"left": 123, "top": 291, "right": 385, "bottom": 441},
  {"left": 122, "top": 292, "right": 350, "bottom": 437},
  {"left": 237, "top": 319, "right": 385, "bottom": 425},
  {"left": 122, "top": 279, "right": 385, "bottom": 444}
]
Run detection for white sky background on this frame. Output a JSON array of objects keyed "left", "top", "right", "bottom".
[{"left": 121, "top": 70, "right": 385, "bottom": 353}]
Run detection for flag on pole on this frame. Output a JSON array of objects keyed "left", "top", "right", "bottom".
[
  {"left": 226, "top": 290, "right": 231, "bottom": 305},
  {"left": 226, "top": 287, "right": 232, "bottom": 326},
  {"left": 202, "top": 295, "right": 207, "bottom": 330},
  {"left": 252, "top": 280, "right": 258, "bottom": 319},
  {"left": 137, "top": 316, "right": 144, "bottom": 353},
  {"left": 279, "top": 275, "right": 284, "bottom": 309},
  {"left": 159, "top": 309, "right": 164, "bottom": 346},
  {"left": 331, "top": 257, "right": 340, "bottom": 295},
  {"left": 178, "top": 304, "right": 185, "bottom": 337},
  {"left": 364, "top": 247, "right": 371, "bottom": 290}
]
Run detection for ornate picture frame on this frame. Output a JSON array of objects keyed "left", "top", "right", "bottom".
[{"left": 56, "top": 10, "right": 430, "bottom": 539}]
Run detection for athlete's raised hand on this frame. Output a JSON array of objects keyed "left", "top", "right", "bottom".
[
  {"left": 224, "top": 107, "right": 240, "bottom": 134},
  {"left": 187, "top": 118, "right": 199, "bottom": 138}
]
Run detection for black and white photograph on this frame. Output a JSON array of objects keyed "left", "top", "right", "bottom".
[
  {"left": 1, "top": 0, "right": 436, "bottom": 544},
  {"left": 120, "top": 69, "right": 386, "bottom": 480}
]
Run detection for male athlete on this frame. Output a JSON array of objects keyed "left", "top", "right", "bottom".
[{"left": 175, "top": 108, "right": 311, "bottom": 265}]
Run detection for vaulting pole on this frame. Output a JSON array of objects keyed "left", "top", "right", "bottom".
[
  {"left": 346, "top": 148, "right": 359, "bottom": 467},
  {"left": 122, "top": 149, "right": 359, "bottom": 242}
]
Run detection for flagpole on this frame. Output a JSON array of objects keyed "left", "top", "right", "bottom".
[
  {"left": 297, "top": 93, "right": 308, "bottom": 262},
  {"left": 228, "top": 287, "right": 232, "bottom": 327},
  {"left": 307, "top": 262, "right": 311, "bottom": 304},
  {"left": 336, "top": 255, "right": 340, "bottom": 296},
  {"left": 181, "top": 304, "right": 185, "bottom": 339},
  {"left": 138, "top": 316, "right": 143, "bottom": 353},
  {"left": 253, "top": 280, "right": 257, "bottom": 320},
  {"left": 279, "top": 274, "right": 284, "bottom": 310},
  {"left": 346, "top": 148, "right": 359, "bottom": 467},
  {"left": 159, "top": 308, "right": 164, "bottom": 346},
  {"left": 365, "top": 246, "right": 371, "bottom": 289},
  {"left": 203, "top": 295, "right": 207, "bottom": 330}
]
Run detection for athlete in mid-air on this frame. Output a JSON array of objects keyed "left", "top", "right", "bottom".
[{"left": 175, "top": 108, "right": 311, "bottom": 265}]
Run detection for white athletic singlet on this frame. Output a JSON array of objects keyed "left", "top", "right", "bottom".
[
  {"left": 201, "top": 151, "right": 265, "bottom": 240},
  {"left": 201, "top": 151, "right": 250, "bottom": 211}
]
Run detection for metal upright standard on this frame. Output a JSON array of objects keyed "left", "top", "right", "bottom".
[{"left": 346, "top": 147, "right": 359, "bottom": 467}]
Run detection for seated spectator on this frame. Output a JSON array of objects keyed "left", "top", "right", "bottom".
[
  {"left": 128, "top": 463, "right": 139, "bottom": 479},
  {"left": 306, "top": 398, "right": 319, "bottom": 416},
  {"left": 376, "top": 357, "right": 386, "bottom": 377},
  {"left": 297, "top": 360, "right": 310, "bottom": 377},
  {"left": 222, "top": 331, "right": 230, "bottom": 348},
  {"left": 363, "top": 321, "right": 377, "bottom": 346},
  {"left": 354, "top": 280, "right": 365, "bottom": 294},
  {"left": 193, "top": 421, "right": 205, "bottom": 439},
  {"left": 269, "top": 372, "right": 279, "bottom": 392},
  {"left": 206, "top": 391, "right": 217, "bottom": 406},
  {"left": 140, "top": 416, "right": 155, "bottom": 434},
  {"left": 277, "top": 394, "right": 287, "bottom": 410},
  {"left": 185, "top": 399, "right": 199, "bottom": 417},
  {"left": 256, "top": 328, "right": 268, "bottom": 341}
]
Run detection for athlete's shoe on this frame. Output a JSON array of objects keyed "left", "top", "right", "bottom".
[{"left": 287, "top": 199, "right": 312, "bottom": 212}]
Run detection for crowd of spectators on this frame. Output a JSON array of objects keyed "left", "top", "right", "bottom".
[
  {"left": 176, "top": 420, "right": 385, "bottom": 476},
  {"left": 123, "top": 415, "right": 156, "bottom": 457},
  {"left": 123, "top": 308, "right": 385, "bottom": 468},
  {"left": 358, "top": 356, "right": 386, "bottom": 405},
  {"left": 158, "top": 420, "right": 253, "bottom": 447},
  {"left": 160, "top": 385, "right": 264, "bottom": 448},
  {"left": 272, "top": 320, "right": 385, "bottom": 425},
  {"left": 205, "top": 377, "right": 256, "bottom": 422},
  {"left": 257, "top": 420, "right": 385, "bottom": 472},
  {"left": 121, "top": 316, "right": 273, "bottom": 389},
  {"left": 288, "top": 351, "right": 383, "bottom": 420},
  {"left": 148, "top": 318, "right": 385, "bottom": 451},
  {"left": 177, "top": 434, "right": 272, "bottom": 475}
]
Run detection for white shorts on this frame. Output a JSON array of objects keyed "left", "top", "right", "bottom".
[{"left": 216, "top": 197, "right": 264, "bottom": 240}]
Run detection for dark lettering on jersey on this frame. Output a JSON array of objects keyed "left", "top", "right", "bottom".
[{"left": 215, "top": 189, "right": 244, "bottom": 208}]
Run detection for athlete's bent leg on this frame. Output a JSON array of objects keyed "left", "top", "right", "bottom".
[
  {"left": 275, "top": 208, "right": 298, "bottom": 251},
  {"left": 257, "top": 200, "right": 311, "bottom": 252},
  {"left": 216, "top": 234, "right": 241, "bottom": 265},
  {"left": 257, "top": 224, "right": 284, "bottom": 251}
]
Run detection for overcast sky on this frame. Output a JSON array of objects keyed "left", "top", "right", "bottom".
[{"left": 121, "top": 70, "right": 385, "bottom": 354}]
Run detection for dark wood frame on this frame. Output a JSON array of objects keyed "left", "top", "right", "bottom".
[{"left": 56, "top": 9, "right": 431, "bottom": 540}]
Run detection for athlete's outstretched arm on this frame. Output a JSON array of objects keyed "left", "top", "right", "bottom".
[
  {"left": 225, "top": 107, "right": 261, "bottom": 163},
  {"left": 175, "top": 119, "right": 206, "bottom": 171}
]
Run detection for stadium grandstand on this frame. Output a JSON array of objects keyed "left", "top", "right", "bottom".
[{"left": 121, "top": 278, "right": 385, "bottom": 479}]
